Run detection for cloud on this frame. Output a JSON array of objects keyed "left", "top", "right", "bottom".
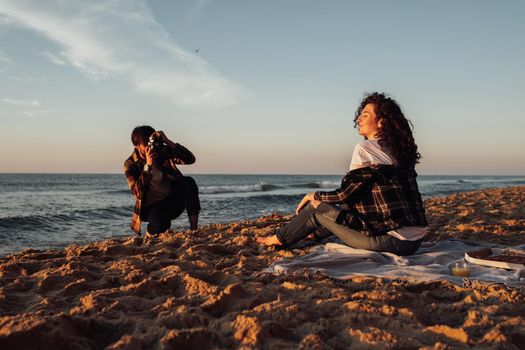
[
  {"left": 3, "top": 96, "right": 52, "bottom": 117},
  {"left": 5, "top": 74, "right": 39, "bottom": 82},
  {"left": 3, "top": 97, "right": 39, "bottom": 106},
  {"left": 0, "top": 0, "right": 245, "bottom": 109},
  {"left": 186, "top": 0, "right": 213, "bottom": 24},
  {"left": 0, "top": 51, "right": 12, "bottom": 74},
  {"left": 23, "top": 108, "right": 53, "bottom": 117},
  {"left": 42, "top": 51, "right": 67, "bottom": 66},
  {"left": 300, "top": 74, "right": 318, "bottom": 86},
  {"left": 2, "top": 96, "right": 52, "bottom": 116},
  {"left": 0, "top": 50, "right": 12, "bottom": 64}
]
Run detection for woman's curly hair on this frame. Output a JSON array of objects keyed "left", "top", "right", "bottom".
[{"left": 354, "top": 92, "right": 421, "bottom": 169}]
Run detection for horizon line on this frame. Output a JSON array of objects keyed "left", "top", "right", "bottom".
[{"left": 0, "top": 172, "right": 524, "bottom": 177}]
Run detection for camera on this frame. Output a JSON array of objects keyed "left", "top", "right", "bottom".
[{"left": 147, "top": 133, "right": 163, "bottom": 152}]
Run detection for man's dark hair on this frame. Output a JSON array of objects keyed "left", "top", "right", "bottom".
[{"left": 131, "top": 125, "right": 155, "bottom": 146}]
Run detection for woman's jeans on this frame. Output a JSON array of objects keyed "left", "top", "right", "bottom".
[{"left": 276, "top": 203, "right": 422, "bottom": 256}]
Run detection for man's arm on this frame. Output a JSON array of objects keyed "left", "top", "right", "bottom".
[
  {"left": 155, "top": 131, "right": 195, "bottom": 165},
  {"left": 170, "top": 143, "right": 196, "bottom": 165}
]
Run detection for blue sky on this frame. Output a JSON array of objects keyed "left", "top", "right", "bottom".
[{"left": 0, "top": 0, "right": 524, "bottom": 175}]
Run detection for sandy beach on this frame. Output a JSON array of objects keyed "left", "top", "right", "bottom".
[{"left": 1, "top": 186, "right": 524, "bottom": 349}]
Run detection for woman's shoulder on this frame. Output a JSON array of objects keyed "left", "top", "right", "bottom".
[
  {"left": 353, "top": 139, "right": 385, "bottom": 156},
  {"left": 357, "top": 139, "right": 380, "bottom": 148},
  {"left": 352, "top": 139, "right": 397, "bottom": 166}
]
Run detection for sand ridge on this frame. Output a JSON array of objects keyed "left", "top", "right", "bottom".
[{"left": 1, "top": 187, "right": 524, "bottom": 349}]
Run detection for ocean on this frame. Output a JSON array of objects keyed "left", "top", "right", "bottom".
[{"left": 1, "top": 174, "right": 524, "bottom": 256}]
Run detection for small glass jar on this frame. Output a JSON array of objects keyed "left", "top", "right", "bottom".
[{"left": 449, "top": 261, "right": 471, "bottom": 277}]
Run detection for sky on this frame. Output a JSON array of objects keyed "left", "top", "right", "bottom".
[{"left": 0, "top": 0, "right": 524, "bottom": 175}]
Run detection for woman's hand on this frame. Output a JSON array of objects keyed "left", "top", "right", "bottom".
[{"left": 295, "top": 193, "right": 321, "bottom": 215}]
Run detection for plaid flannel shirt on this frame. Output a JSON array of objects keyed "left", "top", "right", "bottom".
[
  {"left": 314, "top": 164, "right": 428, "bottom": 236},
  {"left": 124, "top": 143, "right": 195, "bottom": 235}
]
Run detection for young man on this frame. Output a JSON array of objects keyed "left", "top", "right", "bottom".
[{"left": 124, "top": 125, "right": 200, "bottom": 235}]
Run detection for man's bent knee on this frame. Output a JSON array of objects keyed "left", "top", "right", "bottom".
[{"left": 147, "top": 220, "right": 171, "bottom": 235}]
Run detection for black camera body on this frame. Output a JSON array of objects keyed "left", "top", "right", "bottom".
[{"left": 147, "top": 133, "right": 163, "bottom": 153}]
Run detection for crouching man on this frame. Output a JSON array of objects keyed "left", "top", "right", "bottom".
[{"left": 124, "top": 125, "right": 200, "bottom": 235}]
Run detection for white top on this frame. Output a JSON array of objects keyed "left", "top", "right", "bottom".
[
  {"left": 349, "top": 140, "right": 397, "bottom": 171},
  {"left": 349, "top": 140, "right": 427, "bottom": 241}
]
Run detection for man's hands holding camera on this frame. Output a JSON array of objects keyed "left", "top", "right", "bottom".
[
  {"left": 145, "top": 146, "right": 158, "bottom": 166},
  {"left": 153, "top": 131, "right": 169, "bottom": 144},
  {"left": 145, "top": 130, "right": 173, "bottom": 166}
]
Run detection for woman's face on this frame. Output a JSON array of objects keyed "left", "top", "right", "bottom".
[{"left": 357, "top": 103, "right": 382, "bottom": 139}]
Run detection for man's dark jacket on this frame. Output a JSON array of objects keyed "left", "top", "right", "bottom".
[{"left": 124, "top": 143, "right": 195, "bottom": 235}]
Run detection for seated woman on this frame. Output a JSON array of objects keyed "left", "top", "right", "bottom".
[{"left": 257, "top": 92, "right": 428, "bottom": 256}]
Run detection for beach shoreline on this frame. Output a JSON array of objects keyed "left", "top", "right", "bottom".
[
  {"left": 1, "top": 186, "right": 524, "bottom": 349},
  {"left": 2, "top": 173, "right": 524, "bottom": 257}
]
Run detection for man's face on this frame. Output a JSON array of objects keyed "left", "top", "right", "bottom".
[{"left": 135, "top": 142, "right": 149, "bottom": 159}]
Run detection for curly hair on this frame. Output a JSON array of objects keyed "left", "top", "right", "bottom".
[{"left": 353, "top": 92, "right": 421, "bottom": 169}]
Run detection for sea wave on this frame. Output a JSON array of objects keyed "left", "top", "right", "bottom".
[
  {"left": 107, "top": 189, "right": 131, "bottom": 195},
  {"left": 319, "top": 180, "right": 340, "bottom": 188},
  {"left": 289, "top": 181, "right": 339, "bottom": 189},
  {"left": 246, "top": 193, "right": 303, "bottom": 204},
  {"left": 289, "top": 182, "right": 321, "bottom": 188},
  {"left": 200, "top": 181, "right": 338, "bottom": 194},
  {"left": 200, "top": 183, "right": 283, "bottom": 194},
  {"left": 0, "top": 206, "right": 131, "bottom": 231}
]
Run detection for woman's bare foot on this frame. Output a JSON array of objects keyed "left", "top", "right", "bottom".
[{"left": 256, "top": 235, "right": 282, "bottom": 246}]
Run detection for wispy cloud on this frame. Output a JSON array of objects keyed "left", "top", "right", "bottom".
[
  {"left": 0, "top": 0, "right": 245, "bottom": 109},
  {"left": 42, "top": 51, "right": 67, "bottom": 66},
  {"left": 3, "top": 97, "right": 39, "bottom": 106},
  {"left": 300, "top": 74, "right": 318, "bottom": 87},
  {"left": 5, "top": 74, "right": 40, "bottom": 82},
  {"left": 23, "top": 108, "right": 54, "bottom": 117},
  {"left": 0, "top": 50, "right": 12, "bottom": 75},
  {"left": 0, "top": 50, "right": 12, "bottom": 64},
  {"left": 3, "top": 96, "right": 53, "bottom": 117},
  {"left": 186, "top": 0, "right": 213, "bottom": 24}
]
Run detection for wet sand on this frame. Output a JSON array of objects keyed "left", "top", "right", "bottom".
[{"left": 1, "top": 186, "right": 524, "bottom": 349}]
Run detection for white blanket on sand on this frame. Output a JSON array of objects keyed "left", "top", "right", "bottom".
[{"left": 268, "top": 239, "right": 525, "bottom": 287}]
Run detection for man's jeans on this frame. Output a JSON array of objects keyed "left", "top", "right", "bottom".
[
  {"left": 142, "top": 176, "right": 200, "bottom": 235},
  {"left": 276, "top": 203, "right": 422, "bottom": 256}
]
